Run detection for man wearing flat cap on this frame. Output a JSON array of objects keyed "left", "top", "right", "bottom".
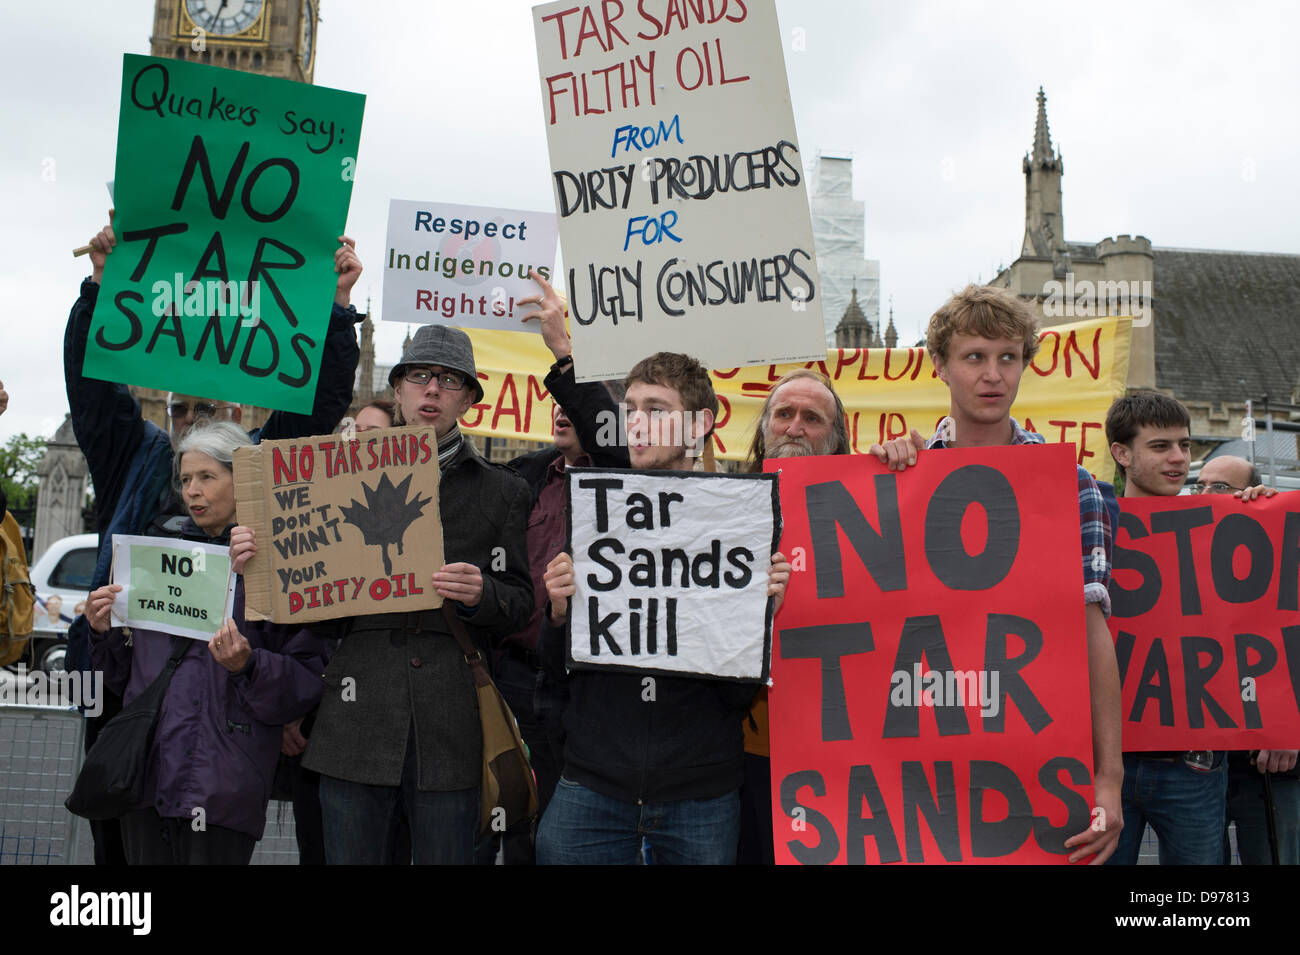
[{"left": 301, "top": 324, "right": 534, "bottom": 865}]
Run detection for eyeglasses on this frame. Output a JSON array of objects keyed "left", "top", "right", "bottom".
[
  {"left": 167, "top": 401, "right": 235, "bottom": 420},
  {"left": 1189, "top": 481, "right": 1244, "bottom": 495},
  {"left": 403, "top": 368, "right": 467, "bottom": 391}
]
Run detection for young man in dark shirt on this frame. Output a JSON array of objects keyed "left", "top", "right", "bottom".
[{"left": 536, "top": 348, "right": 790, "bottom": 864}]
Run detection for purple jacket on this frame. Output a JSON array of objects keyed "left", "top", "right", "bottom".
[{"left": 89, "top": 577, "right": 325, "bottom": 839}]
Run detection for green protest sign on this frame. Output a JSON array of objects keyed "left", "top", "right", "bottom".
[
  {"left": 84, "top": 54, "right": 365, "bottom": 413},
  {"left": 111, "top": 535, "right": 236, "bottom": 641}
]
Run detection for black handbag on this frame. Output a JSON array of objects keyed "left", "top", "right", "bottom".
[{"left": 65, "top": 635, "right": 190, "bottom": 820}]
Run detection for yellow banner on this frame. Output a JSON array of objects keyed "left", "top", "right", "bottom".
[{"left": 459, "top": 316, "right": 1132, "bottom": 482}]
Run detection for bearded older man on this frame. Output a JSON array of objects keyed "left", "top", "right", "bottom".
[
  {"left": 738, "top": 368, "right": 920, "bottom": 863},
  {"left": 744, "top": 369, "right": 850, "bottom": 467}
]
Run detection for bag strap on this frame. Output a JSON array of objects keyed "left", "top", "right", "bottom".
[
  {"left": 149, "top": 635, "right": 192, "bottom": 693},
  {"left": 440, "top": 603, "right": 492, "bottom": 690}
]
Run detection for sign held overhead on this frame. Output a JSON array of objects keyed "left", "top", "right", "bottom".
[{"left": 532, "top": 0, "right": 826, "bottom": 380}]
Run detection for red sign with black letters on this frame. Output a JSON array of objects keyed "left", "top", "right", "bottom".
[
  {"left": 1110, "top": 494, "right": 1300, "bottom": 750},
  {"left": 767, "top": 445, "right": 1096, "bottom": 864}
]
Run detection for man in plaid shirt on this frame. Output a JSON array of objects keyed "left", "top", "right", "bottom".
[{"left": 877, "top": 284, "right": 1124, "bottom": 863}]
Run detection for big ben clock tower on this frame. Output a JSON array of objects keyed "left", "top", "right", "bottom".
[
  {"left": 133, "top": 0, "right": 323, "bottom": 430},
  {"left": 150, "top": 0, "right": 318, "bottom": 82}
]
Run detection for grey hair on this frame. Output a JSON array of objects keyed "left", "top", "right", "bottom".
[{"left": 174, "top": 420, "right": 253, "bottom": 476}]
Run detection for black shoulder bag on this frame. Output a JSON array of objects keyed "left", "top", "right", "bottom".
[{"left": 66, "top": 635, "right": 191, "bottom": 820}]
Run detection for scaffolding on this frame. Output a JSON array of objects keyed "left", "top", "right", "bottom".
[{"left": 809, "top": 156, "right": 880, "bottom": 345}]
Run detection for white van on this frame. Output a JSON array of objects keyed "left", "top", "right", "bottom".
[{"left": 25, "top": 533, "right": 98, "bottom": 673}]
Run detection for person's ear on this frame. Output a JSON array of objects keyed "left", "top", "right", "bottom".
[
  {"left": 691, "top": 407, "right": 715, "bottom": 442},
  {"left": 230, "top": 406, "right": 243, "bottom": 424},
  {"left": 934, "top": 358, "right": 948, "bottom": 383},
  {"left": 1110, "top": 441, "right": 1132, "bottom": 469}
]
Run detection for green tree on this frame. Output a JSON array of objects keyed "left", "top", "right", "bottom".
[{"left": 0, "top": 432, "right": 47, "bottom": 523}]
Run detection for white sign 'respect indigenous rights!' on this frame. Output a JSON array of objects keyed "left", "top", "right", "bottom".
[
  {"left": 532, "top": 0, "right": 826, "bottom": 381},
  {"left": 382, "top": 199, "right": 559, "bottom": 331},
  {"left": 110, "top": 535, "right": 237, "bottom": 641},
  {"left": 566, "top": 468, "right": 780, "bottom": 681}
]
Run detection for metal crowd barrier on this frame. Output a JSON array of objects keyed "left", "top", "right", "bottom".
[{"left": 0, "top": 704, "right": 85, "bottom": 865}]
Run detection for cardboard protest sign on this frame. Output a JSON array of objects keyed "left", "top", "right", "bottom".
[
  {"left": 234, "top": 426, "right": 443, "bottom": 623},
  {"left": 566, "top": 468, "right": 779, "bottom": 680},
  {"left": 1109, "top": 494, "right": 1300, "bottom": 750},
  {"left": 459, "top": 315, "right": 1132, "bottom": 481},
  {"left": 84, "top": 54, "right": 365, "bottom": 413},
  {"left": 383, "top": 200, "right": 558, "bottom": 330},
  {"left": 110, "top": 536, "right": 235, "bottom": 641},
  {"left": 532, "top": 0, "right": 825, "bottom": 381},
  {"left": 768, "top": 446, "right": 1096, "bottom": 864}
]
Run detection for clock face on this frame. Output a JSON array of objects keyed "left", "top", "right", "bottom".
[
  {"left": 186, "top": 0, "right": 266, "bottom": 37},
  {"left": 301, "top": 0, "right": 316, "bottom": 71}
]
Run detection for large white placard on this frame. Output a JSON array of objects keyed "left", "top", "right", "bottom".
[
  {"left": 383, "top": 199, "right": 559, "bottom": 331},
  {"left": 567, "top": 468, "right": 779, "bottom": 681},
  {"left": 533, "top": 0, "right": 826, "bottom": 380}
]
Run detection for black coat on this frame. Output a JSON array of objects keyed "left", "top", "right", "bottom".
[
  {"left": 534, "top": 366, "right": 757, "bottom": 804},
  {"left": 507, "top": 363, "right": 629, "bottom": 500}
]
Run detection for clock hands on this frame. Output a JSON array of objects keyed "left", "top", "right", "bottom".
[{"left": 206, "top": 0, "right": 229, "bottom": 32}]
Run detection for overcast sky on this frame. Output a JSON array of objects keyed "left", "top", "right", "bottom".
[{"left": 3, "top": 0, "right": 1298, "bottom": 447}]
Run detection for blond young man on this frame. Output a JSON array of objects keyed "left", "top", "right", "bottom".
[{"left": 887, "top": 285, "right": 1124, "bottom": 863}]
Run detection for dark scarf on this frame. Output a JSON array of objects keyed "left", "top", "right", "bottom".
[
  {"left": 179, "top": 517, "right": 232, "bottom": 546},
  {"left": 437, "top": 427, "right": 464, "bottom": 471}
]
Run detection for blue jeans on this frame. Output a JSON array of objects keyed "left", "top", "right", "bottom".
[
  {"left": 537, "top": 777, "right": 740, "bottom": 865},
  {"left": 319, "top": 730, "right": 479, "bottom": 865},
  {"left": 1225, "top": 758, "right": 1300, "bottom": 865},
  {"left": 1107, "top": 753, "right": 1227, "bottom": 865}
]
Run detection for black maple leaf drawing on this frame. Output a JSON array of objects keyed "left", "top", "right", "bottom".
[{"left": 338, "top": 472, "right": 434, "bottom": 577}]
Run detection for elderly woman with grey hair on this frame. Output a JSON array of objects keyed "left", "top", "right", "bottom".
[{"left": 84, "top": 420, "right": 326, "bottom": 864}]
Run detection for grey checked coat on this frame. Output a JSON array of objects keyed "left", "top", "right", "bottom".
[{"left": 302, "top": 439, "right": 533, "bottom": 791}]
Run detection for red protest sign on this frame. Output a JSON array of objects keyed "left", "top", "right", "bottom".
[
  {"left": 767, "top": 445, "right": 1095, "bottom": 864},
  {"left": 1109, "top": 494, "right": 1300, "bottom": 750}
]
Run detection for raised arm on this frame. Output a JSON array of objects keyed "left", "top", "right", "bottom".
[
  {"left": 64, "top": 217, "right": 154, "bottom": 523},
  {"left": 257, "top": 237, "right": 362, "bottom": 441},
  {"left": 522, "top": 269, "right": 629, "bottom": 469}
]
